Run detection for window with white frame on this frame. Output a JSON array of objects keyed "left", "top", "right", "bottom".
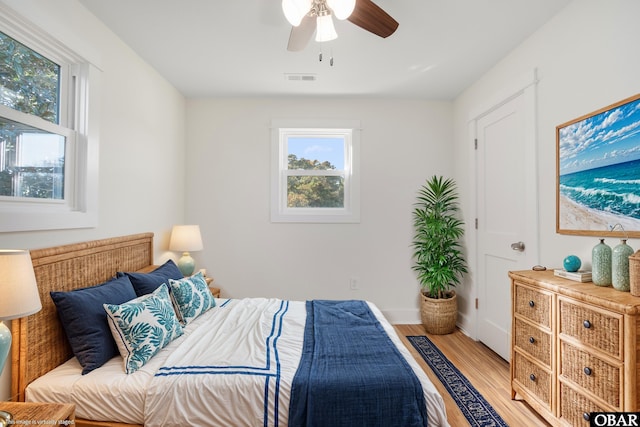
[
  {"left": 271, "top": 119, "right": 360, "bottom": 223},
  {"left": 0, "top": 6, "right": 99, "bottom": 232}
]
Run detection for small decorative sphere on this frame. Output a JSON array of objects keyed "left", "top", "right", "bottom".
[{"left": 563, "top": 255, "right": 581, "bottom": 272}]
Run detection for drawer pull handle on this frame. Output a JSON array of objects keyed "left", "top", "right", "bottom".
[
  {"left": 529, "top": 373, "right": 536, "bottom": 381},
  {"left": 529, "top": 336, "right": 535, "bottom": 344},
  {"left": 584, "top": 367, "right": 592, "bottom": 376},
  {"left": 583, "top": 320, "right": 591, "bottom": 329},
  {"left": 583, "top": 412, "right": 590, "bottom": 421},
  {"left": 529, "top": 300, "right": 535, "bottom": 308}
]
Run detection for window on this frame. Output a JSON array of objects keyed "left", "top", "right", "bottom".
[
  {"left": 0, "top": 6, "right": 99, "bottom": 232},
  {"left": 0, "top": 30, "right": 66, "bottom": 201},
  {"left": 271, "top": 119, "right": 360, "bottom": 223}
]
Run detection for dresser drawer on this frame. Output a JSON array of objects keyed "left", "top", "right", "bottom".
[
  {"left": 513, "top": 352, "right": 552, "bottom": 409},
  {"left": 514, "top": 282, "right": 552, "bottom": 328},
  {"left": 514, "top": 318, "right": 552, "bottom": 367},
  {"left": 559, "top": 382, "right": 608, "bottom": 426},
  {"left": 559, "top": 341, "right": 621, "bottom": 408},
  {"left": 559, "top": 297, "right": 622, "bottom": 359}
]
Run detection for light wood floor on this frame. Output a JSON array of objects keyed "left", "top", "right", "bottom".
[{"left": 395, "top": 325, "right": 551, "bottom": 426}]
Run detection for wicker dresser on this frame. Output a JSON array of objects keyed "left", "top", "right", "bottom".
[{"left": 509, "top": 269, "right": 640, "bottom": 426}]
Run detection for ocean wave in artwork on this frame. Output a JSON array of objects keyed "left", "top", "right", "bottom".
[{"left": 559, "top": 158, "right": 640, "bottom": 220}]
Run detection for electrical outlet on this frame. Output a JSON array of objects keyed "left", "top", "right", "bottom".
[{"left": 349, "top": 277, "right": 359, "bottom": 290}]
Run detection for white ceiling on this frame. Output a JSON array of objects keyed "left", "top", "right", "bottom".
[{"left": 77, "top": 0, "right": 571, "bottom": 99}]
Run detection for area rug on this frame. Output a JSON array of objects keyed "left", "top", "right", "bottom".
[{"left": 407, "top": 335, "right": 508, "bottom": 427}]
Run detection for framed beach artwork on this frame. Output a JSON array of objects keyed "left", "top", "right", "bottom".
[{"left": 557, "top": 93, "right": 640, "bottom": 238}]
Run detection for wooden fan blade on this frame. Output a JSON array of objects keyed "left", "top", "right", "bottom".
[
  {"left": 347, "top": 0, "right": 398, "bottom": 38},
  {"left": 287, "top": 14, "right": 316, "bottom": 51}
]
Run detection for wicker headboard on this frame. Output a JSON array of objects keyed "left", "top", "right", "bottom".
[{"left": 10, "top": 233, "right": 154, "bottom": 401}]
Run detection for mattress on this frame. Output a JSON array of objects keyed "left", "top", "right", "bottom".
[{"left": 26, "top": 298, "right": 449, "bottom": 426}]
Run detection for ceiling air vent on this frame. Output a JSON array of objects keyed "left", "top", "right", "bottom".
[{"left": 285, "top": 73, "right": 317, "bottom": 82}]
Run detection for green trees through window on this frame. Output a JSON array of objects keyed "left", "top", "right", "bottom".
[
  {"left": 287, "top": 154, "right": 344, "bottom": 208},
  {"left": 0, "top": 31, "right": 60, "bottom": 123}
]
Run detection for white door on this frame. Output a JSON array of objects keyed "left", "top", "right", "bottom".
[{"left": 475, "top": 77, "right": 539, "bottom": 361}]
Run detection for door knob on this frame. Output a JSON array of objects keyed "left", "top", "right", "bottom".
[{"left": 511, "top": 241, "right": 525, "bottom": 252}]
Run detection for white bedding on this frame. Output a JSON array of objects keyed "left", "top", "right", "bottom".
[{"left": 27, "top": 298, "right": 449, "bottom": 426}]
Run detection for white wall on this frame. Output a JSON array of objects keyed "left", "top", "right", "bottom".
[
  {"left": 185, "top": 98, "right": 452, "bottom": 321},
  {"left": 452, "top": 0, "right": 640, "bottom": 335},
  {"left": 0, "top": 0, "right": 187, "bottom": 400}
]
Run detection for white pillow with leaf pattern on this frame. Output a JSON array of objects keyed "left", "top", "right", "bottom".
[
  {"left": 169, "top": 272, "right": 216, "bottom": 325},
  {"left": 104, "top": 284, "right": 183, "bottom": 374}
]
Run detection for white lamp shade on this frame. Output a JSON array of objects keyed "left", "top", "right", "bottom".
[
  {"left": 326, "top": 0, "right": 356, "bottom": 20},
  {"left": 282, "top": 0, "right": 312, "bottom": 26},
  {"left": 0, "top": 250, "right": 42, "bottom": 321},
  {"left": 169, "top": 225, "right": 204, "bottom": 252},
  {"left": 315, "top": 14, "right": 338, "bottom": 42}
]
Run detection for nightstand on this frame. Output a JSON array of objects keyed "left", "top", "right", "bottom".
[
  {"left": 204, "top": 276, "right": 221, "bottom": 298},
  {"left": 0, "top": 402, "right": 75, "bottom": 425}
]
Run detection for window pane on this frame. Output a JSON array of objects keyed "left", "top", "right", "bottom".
[
  {"left": 287, "top": 136, "right": 344, "bottom": 170},
  {"left": 0, "top": 116, "right": 65, "bottom": 199},
  {"left": 0, "top": 31, "right": 60, "bottom": 124},
  {"left": 287, "top": 175, "right": 344, "bottom": 208}
]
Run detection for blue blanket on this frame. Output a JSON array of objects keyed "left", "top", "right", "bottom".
[{"left": 288, "top": 300, "right": 428, "bottom": 427}]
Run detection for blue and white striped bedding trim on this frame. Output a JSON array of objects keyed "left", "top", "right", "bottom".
[{"left": 155, "top": 299, "right": 290, "bottom": 426}]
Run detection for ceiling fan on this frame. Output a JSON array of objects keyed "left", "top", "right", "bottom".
[{"left": 283, "top": 0, "right": 399, "bottom": 52}]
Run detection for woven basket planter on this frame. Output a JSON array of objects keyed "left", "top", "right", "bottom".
[{"left": 420, "top": 290, "right": 457, "bottom": 335}]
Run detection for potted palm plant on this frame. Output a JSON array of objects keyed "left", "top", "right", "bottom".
[{"left": 412, "top": 175, "right": 467, "bottom": 334}]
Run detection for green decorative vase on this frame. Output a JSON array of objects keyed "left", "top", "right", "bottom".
[
  {"left": 612, "top": 239, "right": 634, "bottom": 291},
  {"left": 592, "top": 239, "right": 612, "bottom": 286}
]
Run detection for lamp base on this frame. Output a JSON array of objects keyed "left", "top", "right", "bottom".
[
  {"left": 0, "top": 321, "right": 11, "bottom": 379},
  {"left": 177, "top": 252, "right": 196, "bottom": 276},
  {"left": 0, "top": 323, "right": 11, "bottom": 426},
  {"left": 0, "top": 410, "right": 13, "bottom": 427}
]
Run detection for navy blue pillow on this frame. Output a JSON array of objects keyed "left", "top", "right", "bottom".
[
  {"left": 122, "top": 260, "right": 184, "bottom": 297},
  {"left": 50, "top": 275, "right": 137, "bottom": 375}
]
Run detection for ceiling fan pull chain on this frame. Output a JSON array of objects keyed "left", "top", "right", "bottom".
[{"left": 317, "top": 46, "right": 334, "bottom": 66}]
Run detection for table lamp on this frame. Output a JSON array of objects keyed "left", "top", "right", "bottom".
[
  {"left": 0, "top": 250, "right": 42, "bottom": 424},
  {"left": 169, "top": 225, "right": 203, "bottom": 276}
]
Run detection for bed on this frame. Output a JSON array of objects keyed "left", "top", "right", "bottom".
[{"left": 11, "top": 233, "right": 449, "bottom": 427}]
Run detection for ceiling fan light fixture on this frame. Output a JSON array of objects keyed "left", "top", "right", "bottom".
[
  {"left": 326, "top": 0, "right": 355, "bottom": 20},
  {"left": 282, "top": 0, "right": 312, "bottom": 26},
  {"left": 315, "top": 14, "right": 337, "bottom": 42}
]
